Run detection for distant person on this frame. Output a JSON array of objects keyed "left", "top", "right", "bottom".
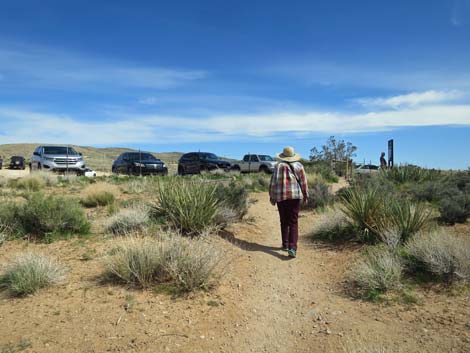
[
  {"left": 0, "top": 155, "right": 3, "bottom": 170},
  {"left": 380, "top": 152, "right": 387, "bottom": 169},
  {"left": 269, "top": 146, "right": 308, "bottom": 258}
]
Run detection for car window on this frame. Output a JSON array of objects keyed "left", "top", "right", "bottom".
[
  {"left": 127, "top": 153, "right": 157, "bottom": 161},
  {"left": 43, "top": 146, "right": 79, "bottom": 155},
  {"left": 369, "top": 165, "right": 379, "bottom": 170},
  {"left": 243, "top": 155, "right": 250, "bottom": 162},
  {"left": 199, "top": 153, "right": 218, "bottom": 160},
  {"left": 259, "top": 155, "right": 273, "bottom": 161},
  {"left": 250, "top": 155, "right": 259, "bottom": 162}
]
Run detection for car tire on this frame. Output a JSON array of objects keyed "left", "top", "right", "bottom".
[
  {"left": 178, "top": 166, "right": 185, "bottom": 176},
  {"left": 259, "top": 165, "right": 269, "bottom": 174},
  {"left": 232, "top": 165, "right": 241, "bottom": 173}
]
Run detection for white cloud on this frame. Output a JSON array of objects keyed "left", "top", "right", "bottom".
[
  {"left": 355, "top": 90, "right": 464, "bottom": 108},
  {"left": 0, "top": 42, "right": 206, "bottom": 90},
  {"left": 1, "top": 103, "right": 470, "bottom": 145}
]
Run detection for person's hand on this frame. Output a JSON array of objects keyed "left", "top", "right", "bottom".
[
  {"left": 303, "top": 197, "right": 309, "bottom": 205},
  {"left": 270, "top": 198, "right": 276, "bottom": 206}
]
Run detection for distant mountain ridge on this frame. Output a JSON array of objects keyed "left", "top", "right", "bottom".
[{"left": 0, "top": 144, "right": 183, "bottom": 171}]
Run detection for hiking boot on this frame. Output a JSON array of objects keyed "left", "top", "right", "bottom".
[
  {"left": 281, "top": 246, "right": 289, "bottom": 251},
  {"left": 288, "top": 249, "right": 297, "bottom": 258}
]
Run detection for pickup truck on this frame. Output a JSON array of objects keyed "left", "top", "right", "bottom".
[{"left": 232, "top": 154, "right": 277, "bottom": 174}]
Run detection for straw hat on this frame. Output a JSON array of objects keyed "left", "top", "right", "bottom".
[{"left": 276, "top": 146, "right": 301, "bottom": 162}]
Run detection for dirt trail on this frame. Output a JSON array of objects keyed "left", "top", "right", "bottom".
[{"left": 216, "top": 192, "right": 469, "bottom": 353}]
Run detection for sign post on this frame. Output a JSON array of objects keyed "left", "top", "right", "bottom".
[{"left": 388, "top": 139, "right": 394, "bottom": 168}]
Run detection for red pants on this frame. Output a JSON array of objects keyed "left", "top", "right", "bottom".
[{"left": 277, "top": 199, "right": 300, "bottom": 250}]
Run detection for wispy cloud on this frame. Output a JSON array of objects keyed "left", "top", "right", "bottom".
[
  {"left": 1, "top": 103, "right": 470, "bottom": 145},
  {"left": 355, "top": 90, "right": 465, "bottom": 108},
  {"left": 0, "top": 42, "right": 207, "bottom": 91},
  {"left": 265, "top": 61, "right": 470, "bottom": 91}
]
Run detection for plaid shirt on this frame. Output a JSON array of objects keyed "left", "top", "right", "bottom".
[{"left": 269, "top": 161, "right": 309, "bottom": 202}]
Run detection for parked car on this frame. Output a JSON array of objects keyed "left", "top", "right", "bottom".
[
  {"left": 112, "top": 152, "right": 168, "bottom": 176},
  {"left": 178, "top": 152, "right": 231, "bottom": 175},
  {"left": 30, "top": 146, "right": 86, "bottom": 174},
  {"left": 9, "top": 156, "right": 26, "bottom": 170},
  {"left": 232, "top": 154, "right": 277, "bottom": 173},
  {"left": 354, "top": 164, "right": 380, "bottom": 174}
]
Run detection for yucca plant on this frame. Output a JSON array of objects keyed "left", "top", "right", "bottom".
[
  {"left": 340, "top": 188, "right": 385, "bottom": 243},
  {"left": 384, "top": 200, "right": 433, "bottom": 242},
  {"left": 153, "top": 179, "right": 219, "bottom": 235}
]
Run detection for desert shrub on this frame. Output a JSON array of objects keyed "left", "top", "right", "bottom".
[
  {"left": 438, "top": 192, "right": 470, "bottom": 224},
  {"left": 81, "top": 183, "right": 116, "bottom": 207},
  {"left": 405, "top": 231, "right": 470, "bottom": 281},
  {"left": 381, "top": 165, "right": 441, "bottom": 184},
  {"left": 0, "top": 176, "right": 8, "bottom": 188},
  {"left": 121, "top": 178, "right": 151, "bottom": 194},
  {"left": 105, "top": 204, "right": 150, "bottom": 235},
  {"left": 0, "top": 253, "right": 66, "bottom": 296},
  {"left": 15, "top": 193, "right": 90, "bottom": 240},
  {"left": 104, "top": 235, "right": 223, "bottom": 292},
  {"left": 409, "top": 180, "right": 442, "bottom": 202},
  {"left": 303, "top": 178, "right": 334, "bottom": 210},
  {"left": 11, "top": 175, "right": 44, "bottom": 191},
  {"left": 153, "top": 179, "right": 219, "bottom": 235},
  {"left": 351, "top": 246, "right": 402, "bottom": 292},
  {"left": 311, "top": 208, "right": 355, "bottom": 242},
  {"left": 165, "top": 236, "right": 224, "bottom": 292},
  {"left": 0, "top": 200, "right": 20, "bottom": 236},
  {"left": 105, "top": 237, "right": 168, "bottom": 287},
  {"left": 304, "top": 161, "right": 339, "bottom": 183},
  {"left": 215, "top": 181, "right": 249, "bottom": 221},
  {"left": 340, "top": 188, "right": 384, "bottom": 243}
]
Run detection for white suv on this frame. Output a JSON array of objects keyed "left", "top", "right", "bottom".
[{"left": 30, "top": 146, "right": 86, "bottom": 174}]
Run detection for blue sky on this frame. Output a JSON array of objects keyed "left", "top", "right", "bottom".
[{"left": 1, "top": 0, "right": 470, "bottom": 169}]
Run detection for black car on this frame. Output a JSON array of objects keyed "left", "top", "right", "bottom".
[
  {"left": 178, "top": 152, "right": 231, "bottom": 175},
  {"left": 9, "top": 156, "right": 26, "bottom": 170},
  {"left": 112, "top": 152, "right": 168, "bottom": 176}
]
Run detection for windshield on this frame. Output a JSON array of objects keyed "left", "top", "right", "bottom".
[
  {"left": 199, "top": 153, "right": 218, "bottom": 160},
  {"left": 259, "top": 155, "right": 274, "bottom": 161},
  {"left": 43, "top": 146, "right": 79, "bottom": 155},
  {"left": 127, "top": 153, "right": 158, "bottom": 161}
]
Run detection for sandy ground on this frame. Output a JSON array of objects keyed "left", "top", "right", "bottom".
[{"left": 0, "top": 192, "right": 469, "bottom": 353}]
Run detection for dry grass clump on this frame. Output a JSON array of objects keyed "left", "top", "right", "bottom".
[
  {"left": 405, "top": 230, "right": 470, "bottom": 281},
  {"left": 12, "top": 172, "right": 59, "bottom": 191},
  {"left": 311, "top": 208, "right": 354, "bottom": 242},
  {"left": 0, "top": 253, "right": 66, "bottom": 296},
  {"left": 81, "top": 183, "right": 117, "bottom": 207},
  {"left": 104, "top": 235, "right": 224, "bottom": 292},
  {"left": 105, "top": 204, "right": 150, "bottom": 235},
  {"left": 350, "top": 246, "right": 402, "bottom": 292}
]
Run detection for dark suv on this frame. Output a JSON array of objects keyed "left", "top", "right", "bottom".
[
  {"left": 178, "top": 152, "right": 231, "bottom": 175},
  {"left": 9, "top": 156, "right": 26, "bottom": 170},
  {"left": 112, "top": 152, "right": 168, "bottom": 176}
]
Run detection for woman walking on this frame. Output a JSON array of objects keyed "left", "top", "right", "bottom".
[{"left": 269, "top": 146, "right": 308, "bottom": 258}]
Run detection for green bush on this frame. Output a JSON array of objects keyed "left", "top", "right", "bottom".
[
  {"left": 381, "top": 165, "right": 441, "bottom": 184},
  {"left": 303, "top": 178, "right": 334, "bottom": 210},
  {"left": 405, "top": 231, "right": 470, "bottom": 281},
  {"left": 438, "top": 192, "right": 470, "bottom": 224},
  {"left": 215, "top": 181, "right": 249, "bottom": 221},
  {"left": 350, "top": 246, "right": 402, "bottom": 292},
  {"left": 1, "top": 193, "right": 90, "bottom": 241},
  {"left": 104, "top": 235, "right": 223, "bottom": 292},
  {"left": 0, "top": 253, "right": 66, "bottom": 296},
  {"left": 304, "top": 161, "right": 338, "bottom": 183},
  {"left": 153, "top": 179, "right": 219, "bottom": 235}
]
